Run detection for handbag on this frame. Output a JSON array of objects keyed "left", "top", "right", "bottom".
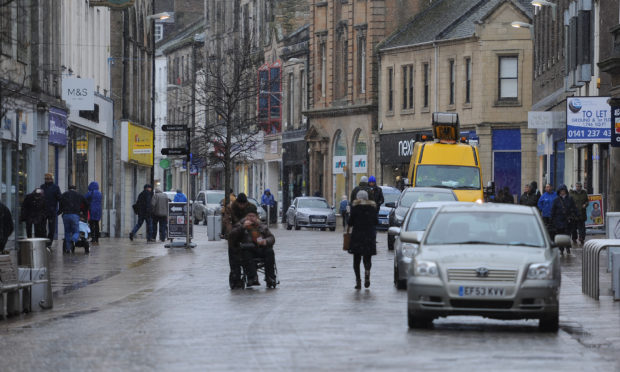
[{"left": 343, "top": 232, "right": 351, "bottom": 251}]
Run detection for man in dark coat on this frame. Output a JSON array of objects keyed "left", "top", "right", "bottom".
[
  {"left": 347, "top": 190, "right": 377, "bottom": 289},
  {"left": 367, "top": 175, "right": 384, "bottom": 213},
  {"left": 551, "top": 184, "right": 577, "bottom": 255},
  {"left": 0, "top": 201, "right": 13, "bottom": 252},
  {"left": 41, "top": 173, "right": 61, "bottom": 247},
  {"left": 224, "top": 193, "right": 258, "bottom": 287},
  {"left": 229, "top": 211, "right": 277, "bottom": 287},
  {"left": 21, "top": 188, "right": 47, "bottom": 238},
  {"left": 569, "top": 182, "right": 588, "bottom": 245},
  {"left": 59, "top": 185, "right": 87, "bottom": 254},
  {"left": 85, "top": 181, "right": 102, "bottom": 245},
  {"left": 350, "top": 176, "right": 373, "bottom": 204},
  {"left": 129, "top": 184, "right": 154, "bottom": 242}
]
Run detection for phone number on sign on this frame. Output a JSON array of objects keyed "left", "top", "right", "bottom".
[{"left": 568, "top": 129, "right": 611, "bottom": 138}]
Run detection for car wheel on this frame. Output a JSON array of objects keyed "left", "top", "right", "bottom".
[
  {"left": 408, "top": 311, "right": 433, "bottom": 329},
  {"left": 294, "top": 218, "right": 301, "bottom": 230},
  {"left": 329, "top": 227, "right": 336, "bottom": 232},
  {"left": 539, "top": 310, "right": 559, "bottom": 332},
  {"left": 394, "top": 263, "right": 406, "bottom": 290},
  {"left": 203, "top": 213, "right": 208, "bottom": 225},
  {"left": 388, "top": 234, "right": 395, "bottom": 250}
]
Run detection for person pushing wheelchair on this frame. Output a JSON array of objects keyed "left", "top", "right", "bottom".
[{"left": 229, "top": 211, "right": 277, "bottom": 288}]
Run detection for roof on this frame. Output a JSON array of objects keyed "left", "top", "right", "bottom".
[
  {"left": 157, "top": 19, "right": 205, "bottom": 56},
  {"left": 404, "top": 187, "right": 456, "bottom": 194},
  {"left": 379, "top": 0, "right": 533, "bottom": 51},
  {"left": 437, "top": 202, "right": 537, "bottom": 214}
]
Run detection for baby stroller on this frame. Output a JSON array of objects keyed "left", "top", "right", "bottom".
[{"left": 73, "top": 220, "right": 91, "bottom": 254}]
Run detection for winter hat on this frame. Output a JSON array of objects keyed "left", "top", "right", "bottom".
[
  {"left": 360, "top": 176, "right": 368, "bottom": 184},
  {"left": 176, "top": 189, "right": 183, "bottom": 193},
  {"left": 368, "top": 176, "right": 376, "bottom": 183},
  {"left": 356, "top": 190, "right": 369, "bottom": 200},
  {"left": 144, "top": 184, "right": 152, "bottom": 190},
  {"left": 237, "top": 193, "right": 248, "bottom": 203}
]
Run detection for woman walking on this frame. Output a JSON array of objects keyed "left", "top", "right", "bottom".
[
  {"left": 347, "top": 190, "right": 377, "bottom": 289},
  {"left": 85, "top": 182, "right": 102, "bottom": 245},
  {"left": 551, "top": 184, "right": 577, "bottom": 256}
]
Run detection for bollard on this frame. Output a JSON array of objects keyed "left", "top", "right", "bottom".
[
  {"left": 582, "top": 239, "right": 620, "bottom": 300},
  {"left": 17, "top": 238, "right": 53, "bottom": 311},
  {"left": 613, "top": 252, "right": 620, "bottom": 301}
]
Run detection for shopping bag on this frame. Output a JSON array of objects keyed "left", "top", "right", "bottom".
[{"left": 343, "top": 232, "right": 351, "bottom": 251}]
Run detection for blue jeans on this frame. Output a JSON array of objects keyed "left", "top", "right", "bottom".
[
  {"left": 151, "top": 215, "right": 167, "bottom": 241},
  {"left": 62, "top": 214, "right": 80, "bottom": 252},
  {"left": 131, "top": 215, "right": 153, "bottom": 239}
]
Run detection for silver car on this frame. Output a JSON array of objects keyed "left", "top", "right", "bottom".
[
  {"left": 404, "top": 203, "right": 570, "bottom": 331},
  {"left": 193, "top": 190, "right": 225, "bottom": 225},
  {"left": 286, "top": 197, "right": 336, "bottom": 231},
  {"left": 389, "top": 201, "right": 466, "bottom": 290}
]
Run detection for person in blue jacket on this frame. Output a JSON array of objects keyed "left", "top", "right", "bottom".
[
  {"left": 173, "top": 189, "right": 187, "bottom": 202},
  {"left": 261, "top": 189, "right": 276, "bottom": 223},
  {"left": 85, "top": 181, "right": 103, "bottom": 245},
  {"left": 537, "top": 183, "right": 557, "bottom": 237}
]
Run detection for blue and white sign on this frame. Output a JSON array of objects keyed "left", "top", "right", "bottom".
[
  {"left": 566, "top": 97, "right": 611, "bottom": 143},
  {"left": 333, "top": 156, "right": 346, "bottom": 174},
  {"left": 352, "top": 154, "right": 367, "bottom": 174}
]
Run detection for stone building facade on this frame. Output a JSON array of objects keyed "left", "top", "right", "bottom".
[{"left": 378, "top": 0, "right": 535, "bottom": 200}]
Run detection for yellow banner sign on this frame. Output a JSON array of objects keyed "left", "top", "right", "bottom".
[{"left": 128, "top": 122, "right": 153, "bottom": 166}]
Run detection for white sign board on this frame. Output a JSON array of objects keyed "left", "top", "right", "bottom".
[
  {"left": 352, "top": 154, "right": 367, "bottom": 174},
  {"left": 333, "top": 156, "right": 346, "bottom": 174},
  {"left": 62, "top": 78, "right": 95, "bottom": 110},
  {"left": 528, "top": 111, "right": 565, "bottom": 129},
  {"left": 566, "top": 97, "right": 611, "bottom": 143}
]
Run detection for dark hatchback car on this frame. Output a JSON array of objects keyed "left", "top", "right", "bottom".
[
  {"left": 377, "top": 186, "right": 401, "bottom": 230},
  {"left": 386, "top": 187, "right": 458, "bottom": 250}
]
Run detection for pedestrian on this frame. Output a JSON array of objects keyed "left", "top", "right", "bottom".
[
  {"left": 529, "top": 181, "right": 541, "bottom": 205},
  {"left": 261, "top": 188, "right": 276, "bottom": 222},
  {"left": 0, "top": 200, "right": 14, "bottom": 252},
  {"left": 367, "top": 175, "right": 384, "bottom": 212},
  {"left": 350, "top": 176, "right": 373, "bottom": 204},
  {"left": 224, "top": 192, "right": 258, "bottom": 287},
  {"left": 551, "top": 184, "right": 578, "bottom": 255},
  {"left": 129, "top": 184, "right": 154, "bottom": 242},
  {"left": 21, "top": 188, "right": 47, "bottom": 238},
  {"left": 346, "top": 190, "right": 377, "bottom": 289},
  {"left": 84, "top": 181, "right": 102, "bottom": 245},
  {"left": 519, "top": 184, "right": 531, "bottom": 205},
  {"left": 173, "top": 188, "right": 187, "bottom": 202},
  {"left": 339, "top": 195, "right": 350, "bottom": 228},
  {"left": 520, "top": 181, "right": 540, "bottom": 207},
  {"left": 569, "top": 182, "right": 588, "bottom": 245},
  {"left": 40, "top": 172, "right": 61, "bottom": 248},
  {"left": 229, "top": 211, "right": 277, "bottom": 287},
  {"left": 59, "top": 185, "right": 87, "bottom": 254},
  {"left": 501, "top": 186, "right": 514, "bottom": 204},
  {"left": 151, "top": 188, "right": 169, "bottom": 242},
  {"left": 537, "top": 183, "right": 557, "bottom": 238}
]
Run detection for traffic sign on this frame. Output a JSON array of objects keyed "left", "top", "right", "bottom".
[
  {"left": 162, "top": 125, "right": 187, "bottom": 131},
  {"left": 161, "top": 147, "right": 188, "bottom": 156}
]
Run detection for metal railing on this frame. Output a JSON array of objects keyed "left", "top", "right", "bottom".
[{"left": 582, "top": 239, "right": 620, "bottom": 300}]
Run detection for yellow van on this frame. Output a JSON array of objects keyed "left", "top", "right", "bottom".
[{"left": 406, "top": 113, "right": 484, "bottom": 202}]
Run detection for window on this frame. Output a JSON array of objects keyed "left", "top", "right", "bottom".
[
  {"left": 320, "top": 42, "right": 326, "bottom": 98},
  {"left": 449, "top": 59, "right": 455, "bottom": 105},
  {"left": 358, "top": 36, "right": 366, "bottom": 94},
  {"left": 154, "top": 23, "right": 163, "bottom": 42},
  {"left": 388, "top": 67, "right": 393, "bottom": 112},
  {"left": 499, "top": 56, "right": 518, "bottom": 100},
  {"left": 402, "top": 65, "right": 413, "bottom": 110},
  {"left": 465, "top": 58, "right": 471, "bottom": 104},
  {"left": 287, "top": 72, "right": 294, "bottom": 129},
  {"left": 301, "top": 69, "right": 307, "bottom": 111},
  {"left": 335, "top": 28, "right": 348, "bottom": 99},
  {"left": 423, "top": 63, "right": 429, "bottom": 108}
]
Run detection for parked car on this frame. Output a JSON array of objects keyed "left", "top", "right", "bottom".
[
  {"left": 286, "top": 197, "right": 336, "bottom": 231},
  {"left": 389, "top": 201, "right": 466, "bottom": 289},
  {"left": 193, "top": 190, "right": 225, "bottom": 225},
  {"left": 386, "top": 187, "right": 458, "bottom": 250},
  {"left": 377, "top": 186, "right": 401, "bottom": 230},
  {"left": 403, "top": 203, "right": 570, "bottom": 331},
  {"left": 248, "top": 197, "right": 267, "bottom": 222}
]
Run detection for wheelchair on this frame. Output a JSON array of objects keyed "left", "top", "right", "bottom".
[{"left": 229, "top": 242, "right": 279, "bottom": 289}]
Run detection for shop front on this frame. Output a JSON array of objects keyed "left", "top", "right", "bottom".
[
  {"left": 379, "top": 131, "right": 424, "bottom": 189},
  {"left": 282, "top": 131, "right": 308, "bottom": 220}
]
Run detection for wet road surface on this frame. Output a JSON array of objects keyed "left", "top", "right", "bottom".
[{"left": 1, "top": 225, "right": 619, "bottom": 371}]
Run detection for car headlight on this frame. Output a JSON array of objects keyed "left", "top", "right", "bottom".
[
  {"left": 413, "top": 260, "right": 438, "bottom": 277},
  {"left": 297, "top": 212, "right": 308, "bottom": 218},
  {"left": 401, "top": 242, "right": 418, "bottom": 258},
  {"left": 526, "top": 263, "right": 552, "bottom": 280}
]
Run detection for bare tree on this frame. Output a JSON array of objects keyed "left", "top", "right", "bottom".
[{"left": 193, "top": 36, "right": 262, "bottom": 207}]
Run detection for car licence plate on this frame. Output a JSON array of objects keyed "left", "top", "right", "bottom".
[
  {"left": 459, "top": 286, "right": 505, "bottom": 297},
  {"left": 379, "top": 219, "right": 388, "bottom": 225},
  {"left": 311, "top": 217, "right": 325, "bottom": 223}
]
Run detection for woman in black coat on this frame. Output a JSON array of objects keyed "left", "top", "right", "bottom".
[
  {"left": 551, "top": 184, "right": 577, "bottom": 255},
  {"left": 347, "top": 190, "right": 377, "bottom": 289}
]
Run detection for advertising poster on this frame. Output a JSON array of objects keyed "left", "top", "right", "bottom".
[
  {"left": 585, "top": 194, "right": 604, "bottom": 227},
  {"left": 566, "top": 97, "right": 611, "bottom": 143},
  {"left": 611, "top": 105, "right": 620, "bottom": 147},
  {"left": 167, "top": 202, "right": 193, "bottom": 239},
  {"left": 352, "top": 154, "right": 367, "bottom": 174},
  {"left": 128, "top": 122, "right": 153, "bottom": 166},
  {"left": 333, "top": 156, "right": 346, "bottom": 174}
]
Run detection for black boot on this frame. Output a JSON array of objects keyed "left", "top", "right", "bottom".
[
  {"left": 355, "top": 277, "right": 361, "bottom": 289},
  {"left": 364, "top": 270, "right": 370, "bottom": 288}
]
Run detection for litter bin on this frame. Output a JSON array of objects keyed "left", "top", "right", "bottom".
[
  {"left": 17, "top": 238, "right": 53, "bottom": 311},
  {"left": 207, "top": 215, "right": 222, "bottom": 241}
]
